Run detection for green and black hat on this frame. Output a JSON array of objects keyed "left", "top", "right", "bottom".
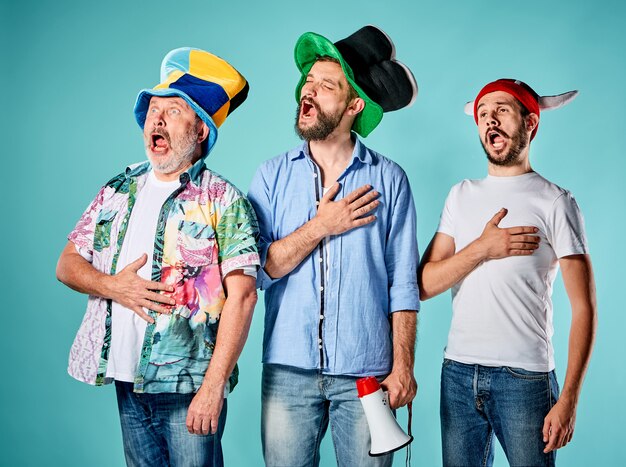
[{"left": 294, "top": 26, "right": 418, "bottom": 137}]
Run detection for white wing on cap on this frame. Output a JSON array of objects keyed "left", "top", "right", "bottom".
[
  {"left": 538, "top": 90, "right": 579, "bottom": 110},
  {"left": 464, "top": 101, "right": 474, "bottom": 115}
]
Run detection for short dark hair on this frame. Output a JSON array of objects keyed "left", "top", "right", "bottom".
[{"left": 314, "top": 56, "right": 359, "bottom": 103}]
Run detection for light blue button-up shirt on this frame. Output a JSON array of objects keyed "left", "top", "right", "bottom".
[{"left": 248, "top": 137, "right": 419, "bottom": 377}]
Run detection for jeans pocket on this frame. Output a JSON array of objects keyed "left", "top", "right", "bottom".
[
  {"left": 442, "top": 358, "right": 454, "bottom": 368},
  {"left": 504, "top": 366, "right": 548, "bottom": 380}
]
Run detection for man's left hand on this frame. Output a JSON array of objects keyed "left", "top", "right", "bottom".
[
  {"left": 380, "top": 368, "right": 417, "bottom": 409},
  {"left": 542, "top": 397, "right": 577, "bottom": 453},
  {"left": 186, "top": 384, "right": 224, "bottom": 435}
]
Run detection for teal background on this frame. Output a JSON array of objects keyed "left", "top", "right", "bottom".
[{"left": 3, "top": 0, "right": 624, "bottom": 465}]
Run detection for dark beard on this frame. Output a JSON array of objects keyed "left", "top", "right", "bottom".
[
  {"left": 481, "top": 120, "right": 529, "bottom": 167},
  {"left": 294, "top": 100, "right": 345, "bottom": 141}
]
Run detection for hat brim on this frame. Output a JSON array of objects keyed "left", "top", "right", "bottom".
[
  {"left": 294, "top": 32, "right": 383, "bottom": 137},
  {"left": 133, "top": 88, "right": 218, "bottom": 157}
]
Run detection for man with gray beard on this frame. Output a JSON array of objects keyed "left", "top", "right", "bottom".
[
  {"left": 419, "top": 79, "right": 597, "bottom": 467},
  {"left": 248, "top": 26, "right": 420, "bottom": 466},
  {"left": 56, "top": 48, "right": 259, "bottom": 466}
]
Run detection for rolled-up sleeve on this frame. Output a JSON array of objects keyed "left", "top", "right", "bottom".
[{"left": 385, "top": 170, "right": 420, "bottom": 313}]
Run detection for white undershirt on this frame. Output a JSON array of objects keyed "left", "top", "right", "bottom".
[{"left": 106, "top": 171, "right": 181, "bottom": 382}]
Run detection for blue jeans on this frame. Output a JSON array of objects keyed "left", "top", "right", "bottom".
[
  {"left": 261, "top": 364, "right": 393, "bottom": 467},
  {"left": 440, "top": 359, "right": 559, "bottom": 467},
  {"left": 115, "top": 381, "right": 227, "bottom": 467}
]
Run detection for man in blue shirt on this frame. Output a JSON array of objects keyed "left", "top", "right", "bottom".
[{"left": 248, "top": 26, "right": 420, "bottom": 466}]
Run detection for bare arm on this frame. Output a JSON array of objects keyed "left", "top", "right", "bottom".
[
  {"left": 381, "top": 311, "right": 418, "bottom": 409},
  {"left": 186, "top": 271, "right": 258, "bottom": 435},
  {"left": 264, "top": 183, "right": 379, "bottom": 279},
  {"left": 542, "top": 254, "right": 597, "bottom": 453},
  {"left": 56, "top": 241, "right": 175, "bottom": 323},
  {"left": 418, "top": 208, "right": 541, "bottom": 300}
]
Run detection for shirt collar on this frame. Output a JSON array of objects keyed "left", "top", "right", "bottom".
[
  {"left": 123, "top": 157, "right": 206, "bottom": 186},
  {"left": 289, "top": 133, "right": 373, "bottom": 166}
]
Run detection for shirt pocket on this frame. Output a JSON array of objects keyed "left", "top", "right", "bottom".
[
  {"left": 93, "top": 209, "right": 117, "bottom": 252},
  {"left": 176, "top": 220, "right": 217, "bottom": 268}
]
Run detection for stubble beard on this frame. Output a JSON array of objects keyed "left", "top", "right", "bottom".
[{"left": 481, "top": 119, "right": 529, "bottom": 167}]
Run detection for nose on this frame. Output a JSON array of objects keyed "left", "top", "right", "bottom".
[
  {"left": 302, "top": 82, "right": 317, "bottom": 98},
  {"left": 487, "top": 110, "right": 499, "bottom": 126}
]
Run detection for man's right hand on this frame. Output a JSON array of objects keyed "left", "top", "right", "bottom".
[
  {"left": 314, "top": 183, "right": 380, "bottom": 236},
  {"left": 475, "top": 208, "right": 541, "bottom": 260},
  {"left": 108, "top": 253, "right": 175, "bottom": 323}
]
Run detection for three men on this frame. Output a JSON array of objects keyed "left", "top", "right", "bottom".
[
  {"left": 247, "top": 26, "right": 420, "bottom": 466},
  {"left": 419, "top": 79, "right": 597, "bottom": 466},
  {"left": 57, "top": 48, "right": 260, "bottom": 466}
]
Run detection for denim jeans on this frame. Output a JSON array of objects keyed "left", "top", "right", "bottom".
[
  {"left": 115, "top": 381, "right": 227, "bottom": 467},
  {"left": 261, "top": 364, "right": 393, "bottom": 467},
  {"left": 440, "top": 359, "right": 559, "bottom": 467}
]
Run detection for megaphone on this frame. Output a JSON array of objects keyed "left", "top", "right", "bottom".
[{"left": 356, "top": 376, "right": 413, "bottom": 457}]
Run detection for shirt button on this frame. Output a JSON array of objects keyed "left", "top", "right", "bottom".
[
  {"left": 320, "top": 286, "right": 324, "bottom": 291},
  {"left": 318, "top": 344, "right": 323, "bottom": 349},
  {"left": 318, "top": 257, "right": 323, "bottom": 263},
  {"left": 318, "top": 338, "right": 322, "bottom": 343},
  {"left": 312, "top": 173, "right": 317, "bottom": 178},
  {"left": 320, "top": 315, "right": 324, "bottom": 320}
]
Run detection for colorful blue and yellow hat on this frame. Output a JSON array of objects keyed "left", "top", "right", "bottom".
[{"left": 134, "top": 47, "right": 249, "bottom": 157}]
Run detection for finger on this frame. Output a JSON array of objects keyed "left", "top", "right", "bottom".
[
  {"left": 509, "top": 234, "right": 540, "bottom": 244},
  {"left": 321, "top": 183, "right": 341, "bottom": 201},
  {"left": 350, "top": 190, "right": 379, "bottom": 209},
  {"left": 145, "top": 290, "right": 176, "bottom": 306},
  {"left": 344, "top": 184, "right": 373, "bottom": 203},
  {"left": 146, "top": 280, "right": 175, "bottom": 292},
  {"left": 506, "top": 226, "right": 539, "bottom": 235},
  {"left": 132, "top": 306, "right": 155, "bottom": 324},
  {"left": 509, "top": 242, "right": 540, "bottom": 250},
  {"left": 352, "top": 200, "right": 380, "bottom": 219},
  {"left": 489, "top": 208, "right": 508, "bottom": 226},
  {"left": 351, "top": 215, "right": 376, "bottom": 228},
  {"left": 201, "top": 417, "right": 211, "bottom": 435},
  {"left": 127, "top": 253, "right": 148, "bottom": 272},
  {"left": 510, "top": 249, "right": 535, "bottom": 256},
  {"left": 542, "top": 418, "right": 551, "bottom": 444},
  {"left": 139, "top": 299, "right": 172, "bottom": 315},
  {"left": 193, "top": 416, "right": 203, "bottom": 435},
  {"left": 544, "top": 428, "right": 560, "bottom": 453},
  {"left": 186, "top": 413, "right": 195, "bottom": 434}
]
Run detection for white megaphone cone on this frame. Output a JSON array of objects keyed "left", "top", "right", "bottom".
[{"left": 357, "top": 376, "right": 413, "bottom": 456}]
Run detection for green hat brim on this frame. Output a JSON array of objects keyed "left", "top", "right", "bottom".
[{"left": 294, "top": 32, "right": 383, "bottom": 137}]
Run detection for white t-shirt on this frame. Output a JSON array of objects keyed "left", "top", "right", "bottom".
[{"left": 437, "top": 172, "right": 588, "bottom": 372}]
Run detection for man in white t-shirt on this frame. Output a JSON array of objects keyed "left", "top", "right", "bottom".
[
  {"left": 56, "top": 48, "right": 260, "bottom": 466},
  {"left": 419, "top": 79, "right": 597, "bottom": 467}
]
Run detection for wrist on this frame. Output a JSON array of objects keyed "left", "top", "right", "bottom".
[{"left": 308, "top": 216, "right": 330, "bottom": 240}]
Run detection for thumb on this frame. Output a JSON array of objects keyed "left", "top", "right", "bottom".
[
  {"left": 490, "top": 208, "right": 508, "bottom": 226},
  {"left": 321, "top": 183, "right": 340, "bottom": 202},
  {"left": 128, "top": 253, "right": 148, "bottom": 272},
  {"left": 542, "top": 416, "right": 551, "bottom": 442}
]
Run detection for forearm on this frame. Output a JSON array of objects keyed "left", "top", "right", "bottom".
[
  {"left": 560, "top": 305, "right": 597, "bottom": 404},
  {"left": 56, "top": 242, "right": 114, "bottom": 298},
  {"left": 391, "top": 310, "right": 417, "bottom": 371},
  {"left": 419, "top": 240, "right": 486, "bottom": 300},
  {"left": 264, "top": 217, "right": 326, "bottom": 279},
  {"left": 201, "top": 286, "right": 258, "bottom": 390}
]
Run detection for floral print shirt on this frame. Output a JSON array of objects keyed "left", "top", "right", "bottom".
[{"left": 67, "top": 159, "right": 259, "bottom": 394}]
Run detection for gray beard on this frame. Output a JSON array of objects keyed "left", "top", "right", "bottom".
[{"left": 147, "top": 127, "right": 198, "bottom": 174}]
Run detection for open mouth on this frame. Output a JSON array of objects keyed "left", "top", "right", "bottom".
[
  {"left": 300, "top": 99, "right": 317, "bottom": 119},
  {"left": 151, "top": 132, "right": 169, "bottom": 152},
  {"left": 487, "top": 130, "right": 506, "bottom": 150}
]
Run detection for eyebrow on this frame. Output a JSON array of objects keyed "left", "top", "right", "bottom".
[
  {"left": 477, "top": 101, "right": 515, "bottom": 110},
  {"left": 306, "top": 73, "right": 341, "bottom": 87}
]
